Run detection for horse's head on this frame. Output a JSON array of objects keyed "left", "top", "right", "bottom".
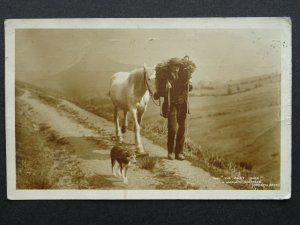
[{"left": 143, "top": 63, "right": 157, "bottom": 94}]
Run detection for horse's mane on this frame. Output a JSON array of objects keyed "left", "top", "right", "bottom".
[
  {"left": 130, "top": 67, "right": 144, "bottom": 76},
  {"left": 128, "top": 67, "right": 146, "bottom": 94},
  {"left": 128, "top": 67, "right": 145, "bottom": 85}
]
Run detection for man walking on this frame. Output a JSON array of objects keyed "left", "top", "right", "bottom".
[{"left": 164, "top": 57, "right": 193, "bottom": 160}]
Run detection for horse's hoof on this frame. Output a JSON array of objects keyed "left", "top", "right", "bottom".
[
  {"left": 135, "top": 147, "right": 144, "bottom": 153},
  {"left": 117, "top": 136, "right": 123, "bottom": 143},
  {"left": 136, "top": 151, "right": 149, "bottom": 157},
  {"left": 136, "top": 150, "right": 145, "bottom": 154},
  {"left": 121, "top": 126, "right": 127, "bottom": 133}
]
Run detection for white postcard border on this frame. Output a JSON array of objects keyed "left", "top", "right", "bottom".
[{"left": 5, "top": 18, "right": 292, "bottom": 200}]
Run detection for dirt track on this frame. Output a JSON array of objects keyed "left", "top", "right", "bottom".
[{"left": 18, "top": 89, "right": 233, "bottom": 190}]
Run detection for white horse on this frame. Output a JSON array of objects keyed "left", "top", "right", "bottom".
[{"left": 109, "top": 64, "right": 156, "bottom": 153}]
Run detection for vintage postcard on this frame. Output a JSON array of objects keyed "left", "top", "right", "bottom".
[{"left": 5, "top": 18, "right": 291, "bottom": 199}]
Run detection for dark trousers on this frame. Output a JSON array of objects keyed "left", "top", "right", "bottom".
[{"left": 167, "top": 103, "right": 187, "bottom": 155}]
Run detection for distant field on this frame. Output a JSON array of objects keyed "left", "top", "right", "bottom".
[
  {"left": 192, "top": 74, "right": 280, "bottom": 96},
  {"left": 144, "top": 82, "right": 280, "bottom": 182}
]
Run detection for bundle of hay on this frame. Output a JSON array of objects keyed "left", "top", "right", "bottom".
[{"left": 155, "top": 57, "right": 196, "bottom": 97}]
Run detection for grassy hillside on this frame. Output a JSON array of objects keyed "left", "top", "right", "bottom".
[
  {"left": 65, "top": 79, "right": 280, "bottom": 186},
  {"left": 144, "top": 81, "right": 281, "bottom": 183},
  {"left": 16, "top": 73, "right": 281, "bottom": 188}
]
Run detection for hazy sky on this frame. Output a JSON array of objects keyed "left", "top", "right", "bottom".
[{"left": 16, "top": 29, "right": 281, "bottom": 82}]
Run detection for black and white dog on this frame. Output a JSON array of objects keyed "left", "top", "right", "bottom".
[{"left": 110, "top": 145, "right": 136, "bottom": 183}]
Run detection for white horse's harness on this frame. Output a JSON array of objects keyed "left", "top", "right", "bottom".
[{"left": 143, "top": 68, "right": 160, "bottom": 106}]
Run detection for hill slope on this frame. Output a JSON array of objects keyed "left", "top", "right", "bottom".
[
  {"left": 144, "top": 81, "right": 281, "bottom": 183},
  {"left": 20, "top": 55, "right": 138, "bottom": 99}
]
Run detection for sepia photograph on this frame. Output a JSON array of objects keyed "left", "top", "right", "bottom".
[{"left": 5, "top": 18, "right": 291, "bottom": 199}]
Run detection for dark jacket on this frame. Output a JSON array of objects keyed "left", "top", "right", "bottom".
[{"left": 167, "top": 72, "right": 192, "bottom": 104}]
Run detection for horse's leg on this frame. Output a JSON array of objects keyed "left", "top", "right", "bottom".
[
  {"left": 130, "top": 108, "right": 144, "bottom": 153},
  {"left": 121, "top": 110, "right": 128, "bottom": 133},
  {"left": 137, "top": 108, "right": 145, "bottom": 125},
  {"left": 114, "top": 106, "right": 123, "bottom": 142}
]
